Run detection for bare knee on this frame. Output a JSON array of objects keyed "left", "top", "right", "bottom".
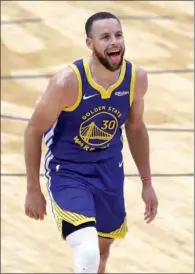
[
  {"left": 99, "top": 237, "right": 114, "bottom": 258},
  {"left": 100, "top": 245, "right": 110, "bottom": 261},
  {"left": 98, "top": 237, "right": 114, "bottom": 273}
]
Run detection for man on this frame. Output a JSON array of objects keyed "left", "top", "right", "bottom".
[{"left": 24, "top": 12, "right": 158, "bottom": 273}]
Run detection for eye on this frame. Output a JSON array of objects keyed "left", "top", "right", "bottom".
[
  {"left": 102, "top": 35, "right": 109, "bottom": 40},
  {"left": 116, "top": 33, "right": 123, "bottom": 38}
]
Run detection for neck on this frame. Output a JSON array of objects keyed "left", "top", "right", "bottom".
[{"left": 88, "top": 54, "right": 122, "bottom": 84}]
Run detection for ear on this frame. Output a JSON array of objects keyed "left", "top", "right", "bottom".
[{"left": 86, "top": 37, "right": 93, "bottom": 50}]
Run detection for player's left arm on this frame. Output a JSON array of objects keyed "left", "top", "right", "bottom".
[
  {"left": 125, "top": 66, "right": 150, "bottom": 179},
  {"left": 125, "top": 66, "right": 158, "bottom": 223}
]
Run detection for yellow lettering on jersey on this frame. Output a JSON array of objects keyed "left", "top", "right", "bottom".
[
  {"left": 74, "top": 136, "right": 95, "bottom": 151},
  {"left": 74, "top": 106, "right": 122, "bottom": 152},
  {"left": 82, "top": 106, "right": 106, "bottom": 120},
  {"left": 108, "top": 107, "right": 122, "bottom": 118}
]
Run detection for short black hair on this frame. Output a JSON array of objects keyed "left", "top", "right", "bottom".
[{"left": 85, "top": 11, "right": 120, "bottom": 38}]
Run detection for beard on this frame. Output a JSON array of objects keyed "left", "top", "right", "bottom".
[{"left": 93, "top": 46, "right": 125, "bottom": 72}]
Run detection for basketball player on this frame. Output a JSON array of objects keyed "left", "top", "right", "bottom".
[{"left": 24, "top": 12, "right": 158, "bottom": 273}]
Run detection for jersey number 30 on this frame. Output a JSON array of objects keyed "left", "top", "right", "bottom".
[{"left": 101, "top": 120, "right": 116, "bottom": 130}]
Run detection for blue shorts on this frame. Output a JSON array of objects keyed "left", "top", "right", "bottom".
[{"left": 45, "top": 151, "right": 128, "bottom": 239}]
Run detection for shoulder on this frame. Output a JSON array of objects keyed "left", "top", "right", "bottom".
[
  {"left": 134, "top": 65, "right": 148, "bottom": 100},
  {"left": 125, "top": 59, "right": 148, "bottom": 90},
  {"left": 125, "top": 59, "right": 148, "bottom": 101},
  {"left": 50, "top": 65, "right": 78, "bottom": 90},
  {"left": 38, "top": 64, "right": 79, "bottom": 109},
  {"left": 135, "top": 65, "right": 148, "bottom": 83}
]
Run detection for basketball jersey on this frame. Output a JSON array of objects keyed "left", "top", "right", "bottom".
[{"left": 44, "top": 58, "right": 136, "bottom": 162}]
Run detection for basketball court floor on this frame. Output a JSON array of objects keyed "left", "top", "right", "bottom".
[{"left": 1, "top": 1, "right": 194, "bottom": 273}]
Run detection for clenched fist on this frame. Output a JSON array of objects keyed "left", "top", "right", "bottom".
[{"left": 25, "top": 187, "right": 47, "bottom": 220}]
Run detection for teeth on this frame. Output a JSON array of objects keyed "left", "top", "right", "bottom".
[{"left": 108, "top": 50, "right": 120, "bottom": 54}]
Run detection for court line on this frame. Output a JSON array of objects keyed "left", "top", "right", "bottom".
[
  {"left": 1, "top": 173, "right": 194, "bottom": 177},
  {"left": 1, "top": 114, "right": 30, "bottom": 122},
  {"left": 147, "top": 68, "right": 194, "bottom": 74},
  {"left": 1, "top": 18, "right": 42, "bottom": 25},
  {"left": 1, "top": 68, "right": 194, "bottom": 80},
  {"left": 0, "top": 15, "right": 172, "bottom": 25},
  {"left": 1, "top": 114, "right": 194, "bottom": 132},
  {"left": 145, "top": 128, "right": 194, "bottom": 133},
  {"left": 119, "top": 15, "right": 173, "bottom": 20}
]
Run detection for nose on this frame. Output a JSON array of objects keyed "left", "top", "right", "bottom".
[{"left": 110, "top": 35, "right": 117, "bottom": 46}]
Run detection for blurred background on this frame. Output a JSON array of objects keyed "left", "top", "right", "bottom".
[{"left": 1, "top": 1, "right": 194, "bottom": 273}]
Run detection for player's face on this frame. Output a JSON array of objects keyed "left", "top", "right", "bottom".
[{"left": 87, "top": 18, "right": 125, "bottom": 71}]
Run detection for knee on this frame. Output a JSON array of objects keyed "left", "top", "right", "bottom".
[
  {"left": 100, "top": 245, "right": 111, "bottom": 262},
  {"left": 66, "top": 226, "right": 100, "bottom": 272},
  {"left": 99, "top": 238, "right": 114, "bottom": 262},
  {"left": 78, "top": 241, "right": 100, "bottom": 265},
  {"left": 98, "top": 245, "right": 112, "bottom": 273},
  {"left": 74, "top": 243, "right": 100, "bottom": 273}
]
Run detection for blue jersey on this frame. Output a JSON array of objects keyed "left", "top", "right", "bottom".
[{"left": 44, "top": 58, "right": 136, "bottom": 162}]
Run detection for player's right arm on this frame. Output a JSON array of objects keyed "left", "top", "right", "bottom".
[{"left": 24, "top": 66, "right": 78, "bottom": 220}]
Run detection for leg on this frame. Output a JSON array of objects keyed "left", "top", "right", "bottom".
[
  {"left": 98, "top": 237, "right": 114, "bottom": 273},
  {"left": 94, "top": 155, "right": 128, "bottom": 273},
  {"left": 48, "top": 177, "right": 100, "bottom": 273},
  {"left": 65, "top": 223, "right": 100, "bottom": 273},
  {"left": 94, "top": 189, "right": 128, "bottom": 273}
]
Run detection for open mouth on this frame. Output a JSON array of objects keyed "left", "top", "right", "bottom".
[{"left": 107, "top": 50, "right": 121, "bottom": 63}]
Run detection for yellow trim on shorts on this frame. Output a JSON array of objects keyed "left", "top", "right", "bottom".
[
  {"left": 83, "top": 58, "right": 126, "bottom": 99},
  {"left": 130, "top": 63, "right": 136, "bottom": 106},
  {"left": 98, "top": 217, "right": 128, "bottom": 239},
  {"left": 51, "top": 200, "right": 127, "bottom": 239},
  {"left": 52, "top": 200, "right": 96, "bottom": 232},
  {"left": 63, "top": 64, "right": 82, "bottom": 112}
]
